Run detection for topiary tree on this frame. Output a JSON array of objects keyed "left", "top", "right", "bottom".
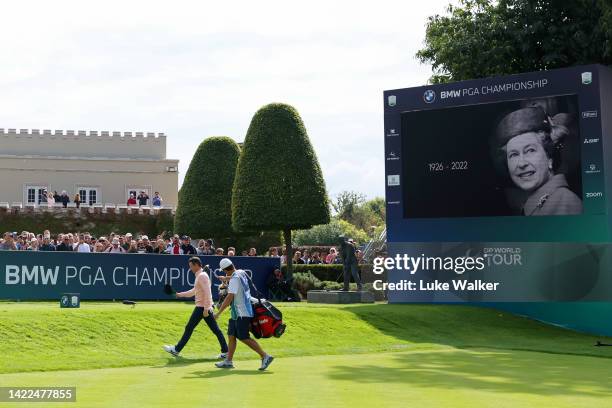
[
  {"left": 232, "top": 103, "right": 330, "bottom": 277},
  {"left": 175, "top": 137, "right": 241, "bottom": 238}
]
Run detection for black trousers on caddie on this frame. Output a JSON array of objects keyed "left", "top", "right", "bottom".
[{"left": 175, "top": 306, "right": 228, "bottom": 353}]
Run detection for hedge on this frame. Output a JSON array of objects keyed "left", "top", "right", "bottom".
[
  {"left": 231, "top": 103, "right": 330, "bottom": 232},
  {"left": 281, "top": 264, "right": 372, "bottom": 282},
  {"left": 175, "top": 137, "right": 240, "bottom": 238}
]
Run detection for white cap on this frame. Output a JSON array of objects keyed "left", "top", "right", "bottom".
[
  {"left": 219, "top": 258, "right": 233, "bottom": 270},
  {"left": 141, "top": 235, "right": 149, "bottom": 240}
]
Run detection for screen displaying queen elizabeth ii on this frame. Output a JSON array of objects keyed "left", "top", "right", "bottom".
[{"left": 401, "top": 94, "right": 582, "bottom": 218}]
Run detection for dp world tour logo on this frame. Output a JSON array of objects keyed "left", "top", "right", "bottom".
[{"left": 423, "top": 89, "right": 436, "bottom": 103}]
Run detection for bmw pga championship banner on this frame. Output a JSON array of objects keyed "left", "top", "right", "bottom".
[{"left": 0, "top": 252, "right": 279, "bottom": 300}]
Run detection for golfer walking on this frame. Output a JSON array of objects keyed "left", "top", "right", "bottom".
[
  {"left": 214, "top": 258, "right": 274, "bottom": 371},
  {"left": 163, "top": 257, "right": 228, "bottom": 358}
]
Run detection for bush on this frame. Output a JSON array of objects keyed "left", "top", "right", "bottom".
[
  {"left": 294, "top": 219, "right": 369, "bottom": 246},
  {"left": 291, "top": 272, "right": 321, "bottom": 297},
  {"left": 282, "top": 264, "right": 343, "bottom": 282},
  {"left": 232, "top": 103, "right": 330, "bottom": 232},
  {"left": 175, "top": 137, "right": 240, "bottom": 237}
]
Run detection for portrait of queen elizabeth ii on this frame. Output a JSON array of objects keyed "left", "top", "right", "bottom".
[{"left": 495, "top": 106, "right": 582, "bottom": 216}]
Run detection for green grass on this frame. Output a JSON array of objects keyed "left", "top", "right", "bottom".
[{"left": 1, "top": 302, "right": 612, "bottom": 407}]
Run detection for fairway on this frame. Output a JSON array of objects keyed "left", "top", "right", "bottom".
[{"left": 1, "top": 302, "right": 612, "bottom": 407}]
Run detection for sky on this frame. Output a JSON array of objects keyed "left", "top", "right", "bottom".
[{"left": 0, "top": 0, "right": 452, "bottom": 200}]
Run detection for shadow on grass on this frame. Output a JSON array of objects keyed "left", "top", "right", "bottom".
[
  {"left": 347, "top": 304, "right": 612, "bottom": 359},
  {"left": 152, "top": 357, "right": 219, "bottom": 368},
  {"left": 184, "top": 369, "right": 272, "bottom": 379},
  {"left": 328, "top": 349, "right": 612, "bottom": 398}
]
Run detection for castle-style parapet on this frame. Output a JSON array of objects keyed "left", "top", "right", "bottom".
[{"left": 0, "top": 128, "right": 168, "bottom": 159}]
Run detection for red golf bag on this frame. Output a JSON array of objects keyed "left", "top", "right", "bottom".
[{"left": 250, "top": 299, "right": 286, "bottom": 339}]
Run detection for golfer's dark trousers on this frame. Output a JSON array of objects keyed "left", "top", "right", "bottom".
[
  {"left": 343, "top": 263, "right": 362, "bottom": 291},
  {"left": 175, "top": 306, "right": 228, "bottom": 353}
]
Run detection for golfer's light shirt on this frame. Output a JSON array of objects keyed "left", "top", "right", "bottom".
[
  {"left": 228, "top": 269, "right": 254, "bottom": 319},
  {"left": 177, "top": 270, "right": 214, "bottom": 310}
]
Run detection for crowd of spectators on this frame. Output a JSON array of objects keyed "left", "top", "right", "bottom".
[
  {"left": 0, "top": 230, "right": 363, "bottom": 264},
  {"left": 1, "top": 231, "right": 230, "bottom": 255},
  {"left": 30, "top": 189, "right": 164, "bottom": 208}
]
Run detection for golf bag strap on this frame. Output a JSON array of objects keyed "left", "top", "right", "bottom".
[{"left": 245, "top": 271, "right": 263, "bottom": 302}]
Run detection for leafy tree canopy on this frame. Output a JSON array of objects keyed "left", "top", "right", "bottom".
[{"left": 417, "top": 0, "right": 612, "bottom": 83}]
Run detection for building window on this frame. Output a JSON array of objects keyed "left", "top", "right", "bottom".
[
  {"left": 126, "top": 186, "right": 152, "bottom": 203},
  {"left": 78, "top": 187, "right": 99, "bottom": 205},
  {"left": 24, "top": 185, "right": 48, "bottom": 204}
]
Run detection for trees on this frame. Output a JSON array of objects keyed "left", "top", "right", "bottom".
[
  {"left": 232, "top": 103, "right": 330, "bottom": 277},
  {"left": 174, "top": 137, "right": 240, "bottom": 238},
  {"left": 417, "top": 0, "right": 612, "bottom": 83}
]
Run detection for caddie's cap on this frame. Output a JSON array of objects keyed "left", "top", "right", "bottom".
[
  {"left": 496, "top": 107, "right": 551, "bottom": 147},
  {"left": 219, "top": 258, "right": 233, "bottom": 270}
]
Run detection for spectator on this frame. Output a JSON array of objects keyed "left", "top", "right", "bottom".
[
  {"left": 196, "top": 239, "right": 206, "bottom": 255},
  {"left": 310, "top": 251, "right": 323, "bottom": 264},
  {"left": 47, "top": 191, "right": 56, "bottom": 207},
  {"left": 106, "top": 239, "right": 126, "bottom": 253},
  {"left": 53, "top": 191, "right": 60, "bottom": 202},
  {"left": 56, "top": 235, "right": 73, "bottom": 252},
  {"left": 248, "top": 248, "right": 257, "bottom": 257},
  {"left": 181, "top": 236, "right": 197, "bottom": 255},
  {"left": 215, "top": 248, "right": 225, "bottom": 256},
  {"left": 73, "top": 193, "right": 81, "bottom": 208},
  {"left": 227, "top": 246, "right": 236, "bottom": 255},
  {"left": 74, "top": 235, "right": 91, "bottom": 253},
  {"left": 241, "top": 250, "right": 248, "bottom": 256},
  {"left": 227, "top": 249, "right": 235, "bottom": 256},
  {"left": 40, "top": 189, "right": 48, "bottom": 204},
  {"left": 356, "top": 249, "right": 364, "bottom": 264},
  {"left": 269, "top": 247, "right": 279, "bottom": 257},
  {"left": 301, "top": 250, "right": 311, "bottom": 264},
  {"left": 153, "top": 239, "right": 168, "bottom": 254},
  {"left": 28, "top": 238, "right": 39, "bottom": 251},
  {"left": 199, "top": 239, "right": 215, "bottom": 255},
  {"left": 140, "top": 236, "right": 154, "bottom": 253},
  {"left": 127, "top": 241, "right": 139, "bottom": 253},
  {"left": 59, "top": 191, "right": 70, "bottom": 207},
  {"left": 293, "top": 251, "right": 304, "bottom": 264},
  {"left": 280, "top": 248, "right": 287, "bottom": 264},
  {"left": 94, "top": 242, "right": 105, "bottom": 253},
  {"left": 122, "top": 233, "right": 133, "bottom": 251},
  {"left": 137, "top": 191, "right": 149, "bottom": 206},
  {"left": 152, "top": 192, "right": 163, "bottom": 207},
  {"left": 325, "top": 248, "right": 337, "bottom": 264},
  {"left": 127, "top": 193, "right": 137, "bottom": 206},
  {"left": 0, "top": 233, "right": 17, "bottom": 250},
  {"left": 266, "top": 268, "right": 299, "bottom": 302},
  {"left": 169, "top": 235, "right": 183, "bottom": 255},
  {"left": 39, "top": 236, "right": 56, "bottom": 251}
]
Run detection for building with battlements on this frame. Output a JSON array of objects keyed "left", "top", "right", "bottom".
[{"left": 0, "top": 128, "right": 179, "bottom": 207}]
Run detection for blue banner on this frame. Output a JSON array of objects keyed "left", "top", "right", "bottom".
[{"left": 0, "top": 252, "right": 279, "bottom": 300}]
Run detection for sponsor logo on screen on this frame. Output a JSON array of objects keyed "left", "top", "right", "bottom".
[
  {"left": 582, "top": 110, "right": 598, "bottom": 118},
  {"left": 388, "top": 95, "right": 397, "bottom": 107},
  {"left": 586, "top": 164, "right": 601, "bottom": 174},
  {"left": 387, "top": 175, "right": 400, "bottom": 186},
  {"left": 386, "top": 151, "right": 400, "bottom": 161},
  {"left": 581, "top": 72, "right": 592, "bottom": 85},
  {"left": 586, "top": 192, "right": 603, "bottom": 198},
  {"left": 423, "top": 89, "right": 436, "bottom": 103},
  {"left": 386, "top": 128, "right": 398, "bottom": 137},
  {"left": 387, "top": 201, "right": 400, "bottom": 205},
  {"left": 584, "top": 138, "right": 600, "bottom": 144}
]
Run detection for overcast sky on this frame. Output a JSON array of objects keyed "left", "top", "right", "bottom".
[{"left": 0, "top": 0, "right": 451, "bottom": 200}]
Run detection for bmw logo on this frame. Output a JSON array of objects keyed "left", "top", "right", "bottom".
[{"left": 423, "top": 89, "right": 436, "bottom": 103}]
